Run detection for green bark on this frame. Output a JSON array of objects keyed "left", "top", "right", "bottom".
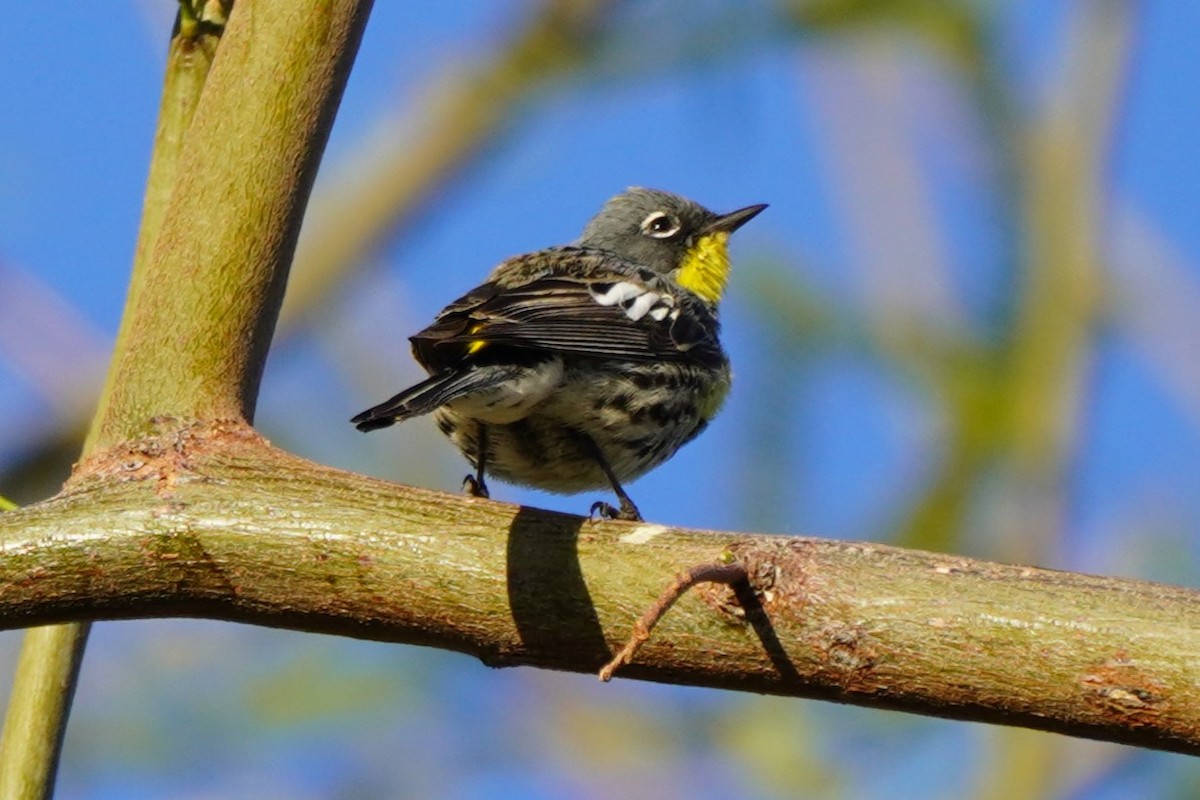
[
  {"left": 3, "top": 425, "right": 1199, "bottom": 755},
  {"left": 0, "top": 2, "right": 374, "bottom": 796}
]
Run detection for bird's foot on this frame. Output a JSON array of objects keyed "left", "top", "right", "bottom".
[
  {"left": 589, "top": 497, "right": 642, "bottom": 522},
  {"left": 462, "top": 474, "right": 490, "bottom": 499}
]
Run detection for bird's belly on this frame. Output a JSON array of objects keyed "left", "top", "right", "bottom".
[{"left": 435, "top": 361, "right": 730, "bottom": 493}]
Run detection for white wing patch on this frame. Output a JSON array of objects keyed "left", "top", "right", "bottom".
[
  {"left": 627, "top": 292, "right": 660, "bottom": 320},
  {"left": 590, "top": 281, "right": 678, "bottom": 323},
  {"left": 591, "top": 281, "right": 642, "bottom": 307}
]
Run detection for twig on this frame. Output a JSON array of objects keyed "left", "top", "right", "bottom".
[{"left": 599, "top": 561, "right": 751, "bottom": 682}]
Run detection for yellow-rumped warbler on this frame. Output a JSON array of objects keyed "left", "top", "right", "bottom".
[{"left": 352, "top": 188, "right": 766, "bottom": 521}]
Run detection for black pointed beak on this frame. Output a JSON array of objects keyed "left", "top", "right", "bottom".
[{"left": 703, "top": 203, "right": 768, "bottom": 235}]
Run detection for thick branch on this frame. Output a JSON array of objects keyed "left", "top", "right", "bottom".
[
  {"left": 2, "top": 424, "right": 1197, "bottom": 755},
  {"left": 0, "top": 5, "right": 374, "bottom": 796},
  {"left": 0, "top": 10, "right": 233, "bottom": 798},
  {"left": 88, "top": 1, "right": 373, "bottom": 447}
]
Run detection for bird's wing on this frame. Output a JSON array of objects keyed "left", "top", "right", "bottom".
[{"left": 410, "top": 251, "right": 723, "bottom": 372}]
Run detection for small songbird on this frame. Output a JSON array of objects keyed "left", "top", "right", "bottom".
[{"left": 352, "top": 188, "right": 766, "bottom": 521}]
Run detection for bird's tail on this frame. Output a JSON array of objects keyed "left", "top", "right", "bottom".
[{"left": 351, "top": 369, "right": 506, "bottom": 432}]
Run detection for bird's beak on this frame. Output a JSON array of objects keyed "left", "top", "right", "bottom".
[{"left": 702, "top": 203, "right": 768, "bottom": 236}]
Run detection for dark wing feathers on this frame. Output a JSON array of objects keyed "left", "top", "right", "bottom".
[{"left": 410, "top": 265, "right": 722, "bottom": 371}]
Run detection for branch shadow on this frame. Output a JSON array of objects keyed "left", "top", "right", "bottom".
[
  {"left": 732, "top": 573, "right": 801, "bottom": 682},
  {"left": 505, "top": 505, "right": 610, "bottom": 668}
]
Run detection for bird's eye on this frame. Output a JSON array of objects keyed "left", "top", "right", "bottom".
[{"left": 640, "top": 211, "right": 681, "bottom": 239}]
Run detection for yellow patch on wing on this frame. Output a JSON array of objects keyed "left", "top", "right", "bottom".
[
  {"left": 675, "top": 231, "right": 730, "bottom": 304},
  {"left": 466, "top": 323, "right": 487, "bottom": 354}
]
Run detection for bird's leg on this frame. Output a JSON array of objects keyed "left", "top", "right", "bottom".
[
  {"left": 581, "top": 435, "right": 642, "bottom": 522},
  {"left": 463, "top": 423, "right": 490, "bottom": 498}
]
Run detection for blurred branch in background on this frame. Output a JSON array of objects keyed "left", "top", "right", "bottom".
[
  {"left": 797, "top": 29, "right": 998, "bottom": 555},
  {"left": 998, "top": 0, "right": 1136, "bottom": 565},
  {"left": 282, "top": 0, "right": 624, "bottom": 326},
  {"left": 0, "top": 266, "right": 109, "bottom": 428},
  {"left": 803, "top": 44, "right": 967, "bottom": 333},
  {"left": 0, "top": 266, "right": 109, "bottom": 499},
  {"left": 769, "top": 0, "right": 1141, "bottom": 564},
  {"left": 763, "top": 2, "right": 1146, "bottom": 796},
  {"left": 1111, "top": 203, "right": 1200, "bottom": 429}
]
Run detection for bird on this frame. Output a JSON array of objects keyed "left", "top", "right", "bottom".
[{"left": 352, "top": 187, "right": 766, "bottom": 521}]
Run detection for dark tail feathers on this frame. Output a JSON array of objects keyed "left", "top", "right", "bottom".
[{"left": 352, "top": 369, "right": 505, "bottom": 432}]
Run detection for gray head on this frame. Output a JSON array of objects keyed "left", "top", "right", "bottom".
[{"left": 576, "top": 187, "right": 766, "bottom": 302}]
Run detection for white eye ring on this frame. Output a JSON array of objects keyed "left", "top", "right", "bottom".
[{"left": 640, "top": 211, "right": 681, "bottom": 239}]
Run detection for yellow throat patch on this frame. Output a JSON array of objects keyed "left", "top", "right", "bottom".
[{"left": 675, "top": 232, "right": 730, "bottom": 304}]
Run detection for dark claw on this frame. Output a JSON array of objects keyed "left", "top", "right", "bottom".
[
  {"left": 589, "top": 501, "right": 616, "bottom": 520},
  {"left": 463, "top": 474, "right": 490, "bottom": 499},
  {"left": 589, "top": 499, "right": 643, "bottom": 522}
]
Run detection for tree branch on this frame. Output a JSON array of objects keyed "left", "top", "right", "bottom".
[
  {"left": 0, "top": 7, "right": 231, "bottom": 796},
  {"left": 88, "top": 0, "right": 373, "bottom": 447},
  {"left": 0, "top": 2, "right": 374, "bottom": 796},
  {"left": 2, "top": 423, "right": 1198, "bottom": 755}
]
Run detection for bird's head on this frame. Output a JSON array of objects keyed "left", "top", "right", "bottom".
[{"left": 576, "top": 187, "right": 767, "bottom": 304}]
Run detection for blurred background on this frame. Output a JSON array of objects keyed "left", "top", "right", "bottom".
[{"left": 2, "top": 1, "right": 1199, "bottom": 797}]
